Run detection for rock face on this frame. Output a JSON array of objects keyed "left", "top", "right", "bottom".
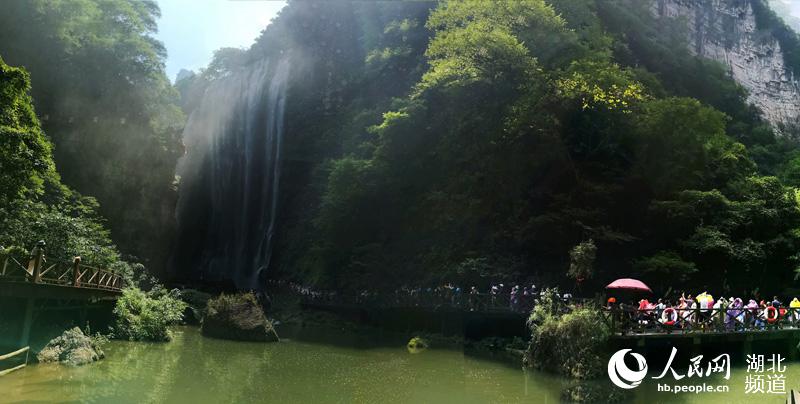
[
  {"left": 654, "top": 0, "right": 800, "bottom": 126},
  {"left": 201, "top": 293, "right": 278, "bottom": 342},
  {"left": 180, "top": 289, "right": 213, "bottom": 325},
  {"left": 37, "top": 327, "right": 104, "bottom": 366}
]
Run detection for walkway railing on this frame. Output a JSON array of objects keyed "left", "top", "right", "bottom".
[
  {"left": 603, "top": 307, "right": 800, "bottom": 336},
  {"left": 0, "top": 243, "right": 124, "bottom": 292},
  {"left": 268, "top": 281, "right": 537, "bottom": 313},
  {"left": 0, "top": 346, "right": 29, "bottom": 376}
]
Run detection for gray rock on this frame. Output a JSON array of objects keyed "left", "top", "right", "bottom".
[
  {"left": 37, "top": 327, "right": 104, "bottom": 366},
  {"left": 201, "top": 293, "right": 278, "bottom": 342},
  {"left": 654, "top": 0, "right": 800, "bottom": 128}
]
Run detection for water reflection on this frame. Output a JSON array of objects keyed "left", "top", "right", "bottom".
[{"left": 0, "top": 327, "right": 792, "bottom": 403}]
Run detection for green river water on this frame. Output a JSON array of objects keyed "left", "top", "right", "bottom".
[{"left": 0, "top": 326, "right": 794, "bottom": 403}]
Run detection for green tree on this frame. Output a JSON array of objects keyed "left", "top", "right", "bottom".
[
  {"left": 246, "top": 0, "right": 800, "bottom": 295},
  {"left": 567, "top": 240, "right": 597, "bottom": 283},
  {"left": 0, "top": 57, "right": 121, "bottom": 267},
  {"left": 0, "top": 57, "right": 55, "bottom": 204},
  {"left": 0, "top": 0, "right": 184, "bottom": 272}
]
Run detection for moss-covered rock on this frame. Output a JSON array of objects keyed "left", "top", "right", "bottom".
[
  {"left": 201, "top": 293, "right": 278, "bottom": 342},
  {"left": 407, "top": 336, "right": 429, "bottom": 353},
  {"left": 37, "top": 327, "right": 104, "bottom": 366}
]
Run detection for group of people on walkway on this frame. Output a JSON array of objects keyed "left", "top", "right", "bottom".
[
  {"left": 268, "top": 279, "right": 572, "bottom": 313},
  {"left": 609, "top": 291, "right": 800, "bottom": 331}
]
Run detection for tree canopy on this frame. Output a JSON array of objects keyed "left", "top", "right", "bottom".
[
  {"left": 0, "top": 0, "right": 183, "bottom": 271},
  {"left": 0, "top": 57, "right": 119, "bottom": 267},
  {"left": 260, "top": 0, "right": 800, "bottom": 295}
]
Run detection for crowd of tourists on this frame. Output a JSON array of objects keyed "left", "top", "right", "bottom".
[
  {"left": 267, "top": 279, "right": 572, "bottom": 313},
  {"left": 388, "top": 283, "right": 573, "bottom": 312},
  {"left": 609, "top": 291, "right": 800, "bottom": 330}
]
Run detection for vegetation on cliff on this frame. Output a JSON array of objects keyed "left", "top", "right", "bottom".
[
  {"left": 0, "top": 0, "right": 184, "bottom": 273},
  {"left": 233, "top": 0, "right": 800, "bottom": 296},
  {"left": 4, "top": 0, "right": 800, "bottom": 297},
  {"left": 0, "top": 57, "right": 120, "bottom": 266}
]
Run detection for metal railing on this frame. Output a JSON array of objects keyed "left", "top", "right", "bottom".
[{"left": 603, "top": 306, "right": 800, "bottom": 335}]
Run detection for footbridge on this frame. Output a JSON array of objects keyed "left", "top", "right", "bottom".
[{"left": 0, "top": 242, "right": 125, "bottom": 346}]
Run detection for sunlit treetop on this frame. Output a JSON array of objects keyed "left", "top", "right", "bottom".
[{"left": 0, "top": 58, "right": 55, "bottom": 203}]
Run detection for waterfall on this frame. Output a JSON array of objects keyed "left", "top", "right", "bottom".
[{"left": 174, "top": 58, "right": 290, "bottom": 289}]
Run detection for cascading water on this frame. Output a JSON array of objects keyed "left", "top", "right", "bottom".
[{"left": 173, "top": 58, "right": 290, "bottom": 289}]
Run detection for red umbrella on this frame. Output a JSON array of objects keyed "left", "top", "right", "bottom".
[{"left": 605, "top": 278, "right": 652, "bottom": 293}]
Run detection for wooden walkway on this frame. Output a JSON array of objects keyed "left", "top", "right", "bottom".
[
  {"left": 0, "top": 243, "right": 125, "bottom": 347},
  {"left": 604, "top": 308, "right": 800, "bottom": 349},
  {"left": 0, "top": 242, "right": 124, "bottom": 300},
  {"left": 613, "top": 327, "right": 800, "bottom": 340}
]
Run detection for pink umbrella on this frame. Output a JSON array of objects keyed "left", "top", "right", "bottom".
[{"left": 605, "top": 278, "right": 652, "bottom": 293}]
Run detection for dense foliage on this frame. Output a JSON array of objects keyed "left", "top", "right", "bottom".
[
  {"left": 246, "top": 0, "right": 800, "bottom": 296},
  {"left": 5, "top": 0, "right": 800, "bottom": 296},
  {"left": 112, "top": 287, "right": 186, "bottom": 342},
  {"left": 0, "top": 57, "right": 120, "bottom": 266},
  {"left": 525, "top": 288, "right": 609, "bottom": 379},
  {"left": 0, "top": 58, "right": 54, "bottom": 204},
  {"left": 0, "top": 0, "right": 184, "bottom": 272}
]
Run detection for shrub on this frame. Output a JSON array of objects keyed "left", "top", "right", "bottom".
[
  {"left": 112, "top": 287, "right": 186, "bottom": 342},
  {"left": 525, "top": 305, "right": 610, "bottom": 379},
  {"left": 527, "top": 287, "right": 565, "bottom": 327}
]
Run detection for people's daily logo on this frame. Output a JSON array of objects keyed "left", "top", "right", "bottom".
[{"left": 607, "top": 349, "right": 648, "bottom": 389}]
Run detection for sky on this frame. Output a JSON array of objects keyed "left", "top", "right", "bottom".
[
  {"left": 788, "top": 0, "right": 800, "bottom": 16},
  {"left": 155, "top": 0, "right": 287, "bottom": 82},
  {"left": 775, "top": 0, "right": 800, "bottom": 19}
]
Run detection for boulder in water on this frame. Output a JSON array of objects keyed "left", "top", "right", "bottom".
[
  {"left": 407, "top": 337, "right": 429, "bottom": 354},
  {"left": 37, "top": 327, "right": 104, "bottom": 366},
  {"left": 201, "top": 292, "right": 278, "bottom": 342}
]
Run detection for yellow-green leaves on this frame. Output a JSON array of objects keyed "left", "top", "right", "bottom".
[
  {"left": 420, "top": 21, "right": 536, "bottom": 91},
  {"left": 426, "top": 0, "right": 566, "bottom": 36},
  {"left": 418, "top": 0, "right": 569, "bottom": 94},
  {"left": 556, "top": 60, "right": 646, "bottom": 112}
]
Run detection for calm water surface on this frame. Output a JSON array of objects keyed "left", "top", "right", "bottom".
[{"left": 0, "top": 326, "right": 793, "bottom": 403}]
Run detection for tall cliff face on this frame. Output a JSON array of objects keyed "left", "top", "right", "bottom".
[
  {"left": 654, "top": 0, "right": 800, "bottom": 126},
  {"left": 173, "top": 58, "right": 290, "bottom": 289}
]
